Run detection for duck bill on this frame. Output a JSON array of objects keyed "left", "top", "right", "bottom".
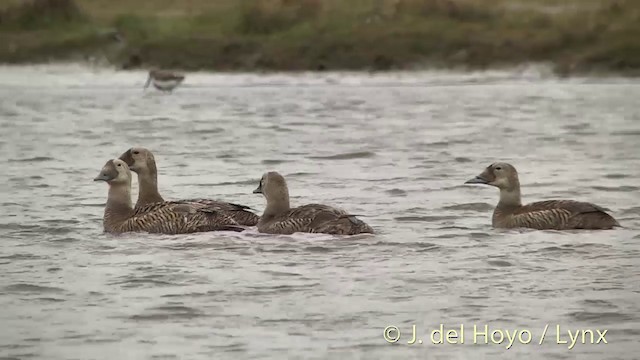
[
  {"left": 252, "top": 183, "right": 262, "bottom": 194},
  {"left": 465, "top": 176, "right": 489, "bottom": 185},
  {"left": 94, "top": 173, "right": 113, "bottom": 182}
]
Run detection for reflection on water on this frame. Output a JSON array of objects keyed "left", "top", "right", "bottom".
[{"left": 0, "top": 65, "right": 639, "bottom": 359}]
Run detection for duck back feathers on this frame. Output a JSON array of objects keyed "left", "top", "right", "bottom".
[
  {"left": 178, "top": 198, "right": 260, "bottom": 226},
  {"left": 494, "top": 200, "right": 620, "bottom": 230},
  {"left": 259, "top": 203, "right": 373, "bottom": 235},
  {"left": 118, "top": 147, "right": 259, "bottom": 226},
  {"left": 105, "top": 201, "right": 243, "bottom": 234}
]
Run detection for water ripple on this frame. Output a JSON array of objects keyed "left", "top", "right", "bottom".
[
  {"left": 0, "top": 66, "right": 638, "bottom": 360},
  {"left": 3, "top": 284, "right": 65, "bottom": 293},
  {"left": 308, "top": 151, "right": 375, "bottom": 160}
]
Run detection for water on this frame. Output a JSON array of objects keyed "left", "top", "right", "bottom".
[{"left": 0, "top": 64, "right": 639, "bottom": 360}]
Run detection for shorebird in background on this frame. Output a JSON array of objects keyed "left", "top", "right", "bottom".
[{"left": 143, "top": 69, "right": 185, "bottom": 93}]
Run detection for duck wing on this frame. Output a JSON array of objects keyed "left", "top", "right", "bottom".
[
  {"left": 507, "top": 200, "right": 619, "bottom": 230},
  {"left": 122, "top": 201, "right": 243, "bottom": 234},
  {"left": 169, "top": 198, "right": 259, "bottom": 226},
  {"left": 261, "top": 204, "right": 373, "bottom": 235}
]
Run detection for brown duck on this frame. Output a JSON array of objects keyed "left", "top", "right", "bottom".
[
  {"left": 253, "top": 171, "right": 374, "bottom": 235},
  {"left": 465, "top": 162, "right": 620, "bottom": 230},
  {"left": 119, "top": 147, "right": 259, "bottom": 226},
  {"left": 94, "top": 159, "right": 244, "bottom": 234}
]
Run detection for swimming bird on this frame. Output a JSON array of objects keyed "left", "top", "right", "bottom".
[
  {"left": 253, "top": 171, "right": 374, "bottom": 235},
  {"left": 118, "top": 147, "right": 259, "bottom": 226},
  {"left": 143, "top": 69, "right": 184, "bottom": 92},
  {"left": 94, "top": 159, "right": 244, "bottom": 234},
  {"left": 464, "top": 162, "right": 620, "bottom": 230}
]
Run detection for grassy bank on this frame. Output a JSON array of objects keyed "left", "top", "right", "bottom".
[{"left": 1, "top": 0, "right": 639, "bottom": 75}]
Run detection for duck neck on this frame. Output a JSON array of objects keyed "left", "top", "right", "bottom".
[
  {"left": 136, "top": 169, "right": 164, "bottom": 206},
  {"left": 262, "top": 192, "right": 291, "bottom": 219},
  {"left": 496, "top": 183, "right": 522, "bottom": 211},
  {"left": 105, "top": 183, "right": 134, "bottom": 229}
]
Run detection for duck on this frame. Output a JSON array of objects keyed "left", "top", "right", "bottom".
[
  {"left": 118, "top": 147, "right": 260, "bottom": 226},
  {"left": 143, "top": 69, "right": 184, "bottom": 92},
  {"left": 465, "top": 162, "right": 620, "bottom": 230},
  {"left": 94, "top": 159, "right": 244, "bottom": 234},
  {"left": 252, "top": 171, "right": 374, "bottom": 235}
]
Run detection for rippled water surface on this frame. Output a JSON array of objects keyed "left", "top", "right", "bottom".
[{"left": 1, "top": 65, "right": 639, "bottom": 360}]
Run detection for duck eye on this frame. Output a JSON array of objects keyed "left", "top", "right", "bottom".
[
  {"left": 495, "top": 166, "right": 502, "bottom": 170},
  {"left": 117, "top": 164, "right": 122, "bottom": 167},
  {"left": 133, "top": 151, "right": 140, "bottom": 155}
]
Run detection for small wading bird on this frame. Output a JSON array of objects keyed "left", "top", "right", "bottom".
[
  {"left": 143, "top": 69, "right": 185, "bottom": 93},
  {"left": 465, "top": 162, "right": 620, "bottom": 230}
]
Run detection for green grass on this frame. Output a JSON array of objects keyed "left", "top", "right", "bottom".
[{"left": 1, "top": 0, "right": 639, "bottom": 75}]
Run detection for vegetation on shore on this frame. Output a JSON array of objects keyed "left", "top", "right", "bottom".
[{"left": 1, "top": 0, "right": 639, "bottom": 75}]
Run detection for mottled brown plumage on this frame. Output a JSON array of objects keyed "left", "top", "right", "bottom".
[
  {"left": 143, "top": 69, "right": 185, "bottom": 92},
  {"left": 465, "top": 162, "right": 620, "bottom": 230},
  {"left": 253, "top": 171, "right": 374, "bottom": 235},
  {"left": 119, "top": 147, "right": 259, "bottom": 226},
  {"left": 94, "top": 159, "right": 244, "bottom": 235}
]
